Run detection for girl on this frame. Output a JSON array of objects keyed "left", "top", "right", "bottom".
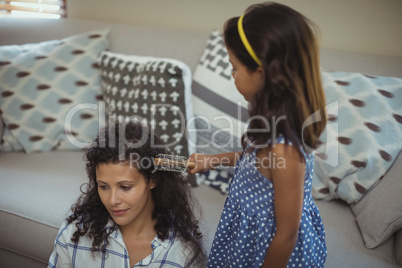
[
  {"left": 48, "top": 122, "right": 206, "bottom": 267},
  {"left": 189, "top": 2, "right": 327, "bottom": 267}
]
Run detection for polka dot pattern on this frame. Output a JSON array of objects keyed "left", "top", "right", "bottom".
[{"left": 207, "top": 136, "right": 327, "bottom": 267}]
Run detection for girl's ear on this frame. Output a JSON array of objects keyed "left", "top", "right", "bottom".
[
  {"left": 254, "top": 66, "right": 265, "bottom": 89},
  {"left": 255, "top": 66, "right": 265, "bottom": 80}
]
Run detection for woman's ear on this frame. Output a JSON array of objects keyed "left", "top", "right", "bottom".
[{"left": 149, "top": 180, "right": 157, "bottom": 189}]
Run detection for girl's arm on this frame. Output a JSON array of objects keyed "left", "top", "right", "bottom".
[
  {"left": 259, "top": 144, "right": 305, "bottom": 268},
  {"left": 187, "top": 151, "right": 242, "bottom": 174}
]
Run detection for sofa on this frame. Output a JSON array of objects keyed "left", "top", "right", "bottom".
[{"left": 0, "top": 17, "right": 401, "bottom": 268}]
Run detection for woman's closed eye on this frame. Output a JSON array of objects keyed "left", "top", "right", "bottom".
[
  {"left": 98, "top": 185, "right": 108, "bottom": 190},
  {"left": 97, "top": 185, "right": 132, "bottom": 191},
  {"left": 120, "top": 185, "right": 132, "bottom": 191}
]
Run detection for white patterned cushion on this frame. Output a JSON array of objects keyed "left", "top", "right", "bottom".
[
  {"left": 312, "top": 71, "right": 402, "bottom": 204},
  {"left": 192, "top": 30, "right": 247, "bottom": 155},
  {"left": 192, "top": 30, "right": 249, "bottom": 191},
  {"left": 97, "top": 51, "right": 197, "bottom": 186},
  {"left": 0, "top": 42, "right": 37, "bottom": 152},
  {"left": 0, "top": 30, "right": 109, "bottom": 153}
]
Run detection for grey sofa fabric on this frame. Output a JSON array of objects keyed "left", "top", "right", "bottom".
[
  {"left": 0, "top": 150, "right": 397, "bottom": 268},
  {"left": 1, "top": 18, "right": 402, "bottom": 77},
  {"left": 351, "top": 150, "right": 402, "bottom": 250},
  {"left": 0, "top": 18, "right": 210, "bottom": 74},
  {"left": 0, "top": 116, "right": 3, "bottom": 143},
  {"left": 316, "top": 199, "right": 395, "bottom": 267},
  {"left": 395, "top": 230, "right": 402, "bottom": 266},
  {"left": 0, "top": 152, "right": 86, "bottom": 267},
  {"left": 0, "top": 17, "right": 401, "bottom": 268}
]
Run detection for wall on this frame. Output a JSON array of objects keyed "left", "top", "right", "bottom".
[{"left": 67, "top": 0, "right": 402, "bottom": 58}]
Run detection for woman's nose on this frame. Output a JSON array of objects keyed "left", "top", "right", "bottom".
[{"left": 109, "top": 189, "right": 121, "bottom": 207}]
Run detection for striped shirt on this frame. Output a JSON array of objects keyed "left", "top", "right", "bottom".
[{"left": 48, "top": 220, "right": 196, "bottom": 268}]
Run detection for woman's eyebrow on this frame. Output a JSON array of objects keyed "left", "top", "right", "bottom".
[
  {"left": 96, "top": 180, "right": 135, "bottom": 185},
  {"left": 117, "top": 180, "right": 136, "bottom": 184}
]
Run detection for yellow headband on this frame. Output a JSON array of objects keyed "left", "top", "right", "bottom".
[{"left": 237, "top": 14, "right": 262, "bottom": 67}]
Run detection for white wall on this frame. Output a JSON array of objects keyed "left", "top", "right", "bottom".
[{"left": 67, "top": 0, "right": 402, "bottom": 58}]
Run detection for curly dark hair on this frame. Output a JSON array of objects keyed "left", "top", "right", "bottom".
[
  {"left": 224, "top": 2, "right": 327, "bottom": 158},
  {"left": 66, "top": 121, "right": 206, "bottom": 266}
]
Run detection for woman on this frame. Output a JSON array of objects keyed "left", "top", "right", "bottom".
[{"left": 48, "top": 121, "right": 206, "bottom": 267}]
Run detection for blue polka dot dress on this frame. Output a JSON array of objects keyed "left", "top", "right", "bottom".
[{"left": 207, "top": 136, "right": 327, "bottom": 268}]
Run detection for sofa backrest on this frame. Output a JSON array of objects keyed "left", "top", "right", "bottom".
[
  {"left": 1, "top": 17, "right": 402, "bottom": 78},
  {"left": 0, "top": 17, "right": 210, "bottom": 73}
]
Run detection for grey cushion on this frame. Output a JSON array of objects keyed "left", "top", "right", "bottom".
[
  {"left": 315, "top": 199, "right": 395, "bottom": 267},
  {"left": 350, "top": 149, "right": 402, "bottom": 249}
]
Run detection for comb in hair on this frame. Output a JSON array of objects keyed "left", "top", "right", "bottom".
[{"left": 153, "top": 153, "right": 196, "bottom": 172}]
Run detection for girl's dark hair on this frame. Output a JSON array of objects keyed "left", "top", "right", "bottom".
[
  {"left": 66, "top": 121, "right": 206, "bottom": 266},
  {"left": 224, "top": 2, "right": 327, "bottom": 158}
]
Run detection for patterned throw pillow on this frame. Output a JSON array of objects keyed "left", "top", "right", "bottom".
[
  {"left": 312, "top": 71, "right": 402, "bottom": 204},
  {"left": 0, "top": 30, "right": 109, "bottom": 153},
  {"left": 97, "top": 51, "right": 197, "bottom": 186},
  {"left": 0, "top": 42, "right": 40, "bottom": 152},
  {"left": 192, "top": 30, "right": 248, "bottom": 192},
  {"left": 192, "top": 30, "right": 247, "bottom": 154}
]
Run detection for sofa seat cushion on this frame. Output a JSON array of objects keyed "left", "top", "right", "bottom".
[
  {"left": 0, "top": 151, "right": 87, "bottom": 263},
  {"left": 0, "top": 151, "right": 398, "bottom": 267}
]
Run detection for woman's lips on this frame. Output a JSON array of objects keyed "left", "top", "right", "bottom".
[{"left": 111, "top": 209, "right": 128, "bottom": 216}]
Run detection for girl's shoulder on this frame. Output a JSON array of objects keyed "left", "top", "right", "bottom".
[
  {"left": 267, "top": 134, "right": 311, "bottom": 160},
  {"left": 271, "top": 134, "right": 287, "bottom": 145},
  {"left": 263, "top": 135, "right": 291, "bottom": 152}
]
